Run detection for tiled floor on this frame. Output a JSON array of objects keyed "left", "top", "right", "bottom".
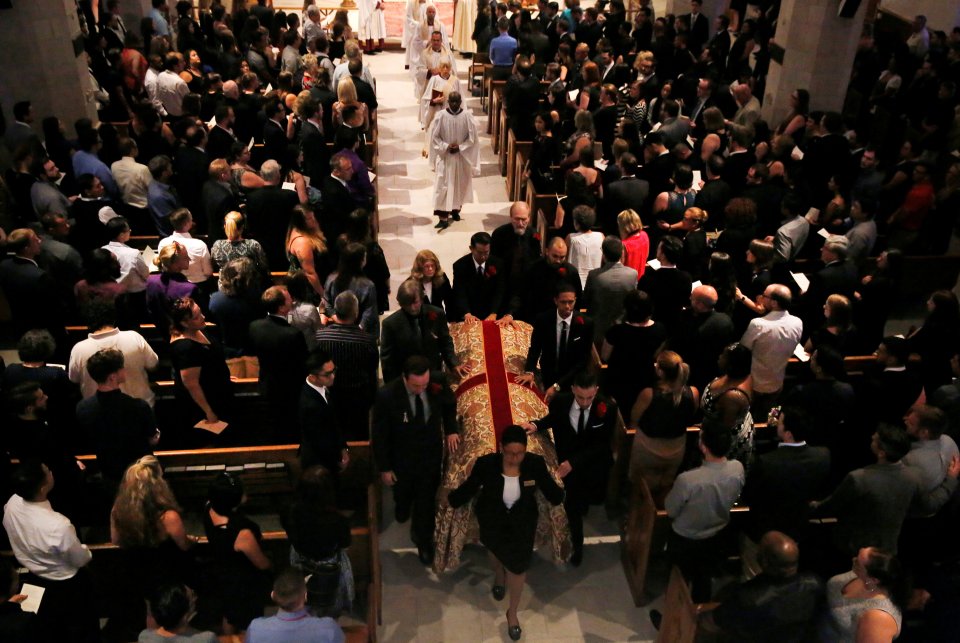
[{"left": 366, "top": 51, "right": 659, "bottom": 642}]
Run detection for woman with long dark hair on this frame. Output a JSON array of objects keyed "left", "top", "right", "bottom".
[
  {"left": 321, "top": 242, "right": 379, "bottom": 336},
  {"left": 909, "top": 289, "right": 960, "bottom": 394},
  {"left": 340, "top": 208, "right": 390, "bottom": 312}
]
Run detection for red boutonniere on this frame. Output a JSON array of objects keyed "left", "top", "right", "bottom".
[
  {"left": 532, "top": 232, "right": 541, "bottom": 241},
  {"left": 557, "top": 266, "right": 567, "bottom": 276},
  {"left": 573, "top": 316, "right": 585, "bottom": 325},
  {"left": 429, "top": 382, "right": 443, "bottom": 395},
  {"left": 426, "top": 311, "right": 438, "bottom": 322},
  {"left": 485, "top": 265, "right": 497, "bottom": 278},
  {"left": 596, "top": 401, "right": 607, "bottom": 418}
]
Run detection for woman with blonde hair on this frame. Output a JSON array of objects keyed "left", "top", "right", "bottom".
[
  {"left": 666, "top": 206, "right": 709, "bottom": 280},
  {"left": 410, "top": 249, "right": 452, "bottom": 313},
  {"left": 618, "top": 209, "right": 650, "bottom": 280},
  {"left": 301, "top": 53, "right": 319, "bottom": 90},
  {"left": 286, "top": 205, "right": 330, "bottom": 298},
  {"left": 211, "top": 211, "right": 269, "bottom": 274},
  {"left": 560, "top": 109, "right": 595, "bottom": 170},
  {"left": 419, "top": 57, "right": 461, "bottom": 135},
  {"left": 333, "top": 76, "right": 369, "bottom": 130},
  {"left": 805, "top": 293, "right": 858, "bottom": 355},
  {"left": 628, "top": 351, "right": 700, "bottom": 507},
  {"left": 145, "top": 241, "right": 203, "bottom": 332}
]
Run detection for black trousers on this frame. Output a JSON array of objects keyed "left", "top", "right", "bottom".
[
  {"left": 393, "top": 466, "right": 441, "bottom": 547},
  {"left": 666, "top": 529, "right": 727, "bottom": 603},
  {"left": 23, "top": 568, "right": 101, "bottom": 642}
]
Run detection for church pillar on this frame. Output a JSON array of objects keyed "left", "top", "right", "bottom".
[
  {"left": 113, "top": 0, "right": 152, "bottom": 39},
  {"left": 761, "top": 0, "right": 867, "bottom": 124},
  {"left": 0, "top": 0, "right": 98, "bottom": 138}
]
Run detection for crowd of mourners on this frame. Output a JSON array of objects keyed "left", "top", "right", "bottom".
[{"left": 0, "top": 0, "right": 959, "bottom": 641}]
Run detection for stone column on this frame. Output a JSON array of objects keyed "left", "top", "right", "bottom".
[
  {"left": 114, "top": 0, "right": 152, "bottom": 38},
  {"left": 761, "top": 0, "right": 867, "bottom": 124},
  {"left": 0, "top": 0, "right": 98, "bottom": 138}
]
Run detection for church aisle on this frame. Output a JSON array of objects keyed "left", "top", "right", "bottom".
[{"left": 363, "top": 51, "right": 658, "bottom": 643}]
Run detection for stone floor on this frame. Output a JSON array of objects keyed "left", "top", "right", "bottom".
[{"left": 366, "top": 50, "right": 660, "bottom": 643}]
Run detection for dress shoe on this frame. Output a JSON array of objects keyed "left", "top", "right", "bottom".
[
  {"left": 506, "top": 611, "right": 521, "bottom": 640},
  {"left": 451, "top": 211, "right": 461, "bottom": 221},
  {"left": 649, "top": 608, "right": 663, "bottom": 631},
  {"left": 417, "top": 544, "right": 434, "bottom": 565},
  {"left": 492, "top": 584, "right": 506, "bottom": 601},
  {"left": 435, "top": 219, "right": 450, "bottom": 230},
  {"left": 570, "top": 545, "right": 583, "bottom": 567}
]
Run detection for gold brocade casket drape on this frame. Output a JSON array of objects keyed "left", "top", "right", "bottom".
[{"left": 432, "top": 321, "right": 572, "bottom": 572}]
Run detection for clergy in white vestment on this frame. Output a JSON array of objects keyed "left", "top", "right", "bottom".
[
  {"left": 404, "top": 0, "right": 427, "bottom": 69},
  {"left": 410, "top": 4, "right": 451, "bottom": 94},
  {"left": 429, "top": 92, "right": 479, "bottom": 229},
  {"left": 419, "top": 59, "right": 462, "bottom": 153},
  {"left": 452, "top": 0, "right": 477, "bottom": 53},
  {"left": 414, "top": 31, "right": 453, "bottom": 101},
  {"left": 358, "top": 0, "right": 387, "bottom": 53}
]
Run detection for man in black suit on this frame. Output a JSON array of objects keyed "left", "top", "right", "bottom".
[
  {"left": 373, "top": 356, "right": 459, "bottom": 564},
  {"left": 639, "top": 131, "right": 675, "bottom": 202},
  {"left": 249, "top": 286, "right": 308, "bottom": 442},
  {"left": 707, "top": 14, "right": 732, "bottom": 76},
  {"left": 451, "top": 231, "right": 507, "bottom": 322},
  {"left": 200, "top": 159, "right": 239, "bottom": 243},
  {"left": 381, "top": 279, "right": 466, "bottom": 383},
  {"left": 577, "top": 7, "right": 603, "bottom": 54},
  {"left": 859, "top": 336, "right": 924, "bottom": 428},
  {"left": 206, "top": 104, "right": 238, "bottom": 161},
  {"left": 173, "top": 126, "right": 209, "bottom": 231},
  {"left": 603, "top": 153, "right": 649, "bottom": 234},
  {"left": 233, "top": 72, "right": 264, "bottom": 145},
  {"left": 518, "top": 283, "right": 594, "bottom": 399},
  {"left": 522, "top": 370, "right": 615, "bottom": 565},
  {"left": 503, "top": 60, "right": 541, "bottom": 141},
  {"left": 490, "top": 202, "right": 541, "bottom": 286},
  {"left": 686, "top": 0, "right": 710, "bottom": 55},
  {"left": 320, "top": 153, "right": 355, "bottom": 248},
  {"left": 665, "top": 285, "right": 736, "bottom": 390},
  {"left": 348, "top": 59, "right": 378, "bottom": 117},
  {"left": 299, "top": 348, "right": 349, "bottom": 478},
  {"left": 720, "top": 124, "right": 756, "bottom": 194},
  {"left": 688, "top": 77, "right": 717, "bottom": 138},
  {"left": 800, "top": 236, "right": 858, "bottom": 333},
  {"left": 0, "top": 229, "right": 67, "bottom": 353},
  {"left": 262, "top": 98, "right": 292, "bottom": 170},
  {"left": 298, "top": 96, "right": 329, "bottom": 188},
  {"left": 511, "top": 236, "right": 583, "bottom": 322},
  {"left": 637, "top": 236, "right": 693, "bottom": 329},
  {"left": 244, "top": 159, "right": 300, "bottom": 269},
  {"left": 741, "top": 406, "right": 830, "bottom": 572},
  {"left": 592, "top": 85, "right": 620, "bottom": 160}
]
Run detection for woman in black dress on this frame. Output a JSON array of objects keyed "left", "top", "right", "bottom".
[
  {"left": 601, "top": 290, "right": 668, "bottom": 411},
  {"left": 442, "top": 426, "right": 564, "bottom": 641}
]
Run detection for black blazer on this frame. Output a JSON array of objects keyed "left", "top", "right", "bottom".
[
  {"left": 604, "top": 176, "right": 650, "bottom": 234},
  {"left": 525, "top": 310, "right": 594, "bottom": 390},
  {"left": 245, "top": 185, "right": 300, "bottom": 269},
  {"left": 320, "top": 175, "right": 354, "bottom": 245},
  {"left": 263, "top": 119, "right": 291, "bottom": 169},
  {"left": 350, "top": 75, "right": 378, "bottom": 113},
  {"left": 200, "top": 179, "right": 238, "bottom": 242},
  {"left": 448, "top": 452, "right": 564, "bottom": 531},
  {"left": 380, "top": 304, "right": 458, "bottom": 382},
  {"left": 490, "top": 223, "right": 542, "bottom": 283},
  {"left": 173, "top": 146, "right": 209, "bottom": 216},
  {"left": 299, "top": 120, "right": 329, "bottom": 188},
  {"left": 451, "top": 254, "right": 507, "bottom": 322},
  {"left": 247, "top": 315, "right": 308, "bottom": 401},
  {"left": 532, "top": 391, "right": 616, "bottom": 494},
  {"left": 637, "top": 266, "right": 693, "bottom": 329},
  {"left": 372, "top": 374, "right": 458, "bottom": 474},
  {"left": 421, "top": 273, "right": 453, "bottom": 316},
  {"left": 299, "top": 383, "right": 346, "bottom": 473},
  {"left": 0, "top": 256, "right": 64, "bottom": 337},
  {"left": 514, "top": 259, "right": 583, "bottom": 322},
  {"left": 206, "top": 125, "right": 237, "bottom": 163}
]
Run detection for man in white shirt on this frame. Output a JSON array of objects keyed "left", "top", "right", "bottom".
[
  {"left": 68, "top": 298, "right": 158, "bottom": 405},
  {"left": 740, "top": 284, "right": 803, "bottom": 420},
  {"left": 110, "top": 138, "right": 152, "bottom": 213},
  {"left": 144, "top": 54, "right": 168, "bottom": 117},
  {"left": 332, "top": 40, "right": 376, "bottom": 93},
  {"left": 3, "top": 460, "right": 98, "bottom": 641},
  {"left": 157, "top": 52, "right": 189, "bottom": 117},
  {"left": 157, "top": 208, "right": 214, "bottom": 284},
  {"left": 103, "top": 216, "right": 150, "bottom": 316}
]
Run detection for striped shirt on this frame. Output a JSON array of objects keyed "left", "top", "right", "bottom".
[{"left": 315, "top": 324, "right": 379, "bottom": 394}]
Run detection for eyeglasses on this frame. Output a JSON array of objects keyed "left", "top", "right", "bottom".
[{"left": 320, "top": 368, "right": 337, "bottom": 377}]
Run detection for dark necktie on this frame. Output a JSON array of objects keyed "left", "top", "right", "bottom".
[
  {"left": 477, "top": 264, "right": 484, "bottom": 277},
  {"left": 577, "top": 406, "right": 586, "bottom": 434},
  {"left": 414, "top": 394, "right": 425, "bottom": 424},
  {"left": 411, "top": 315, "right": 423, "bottom": 350},
  {"left": 558, "top": 320, "right": 568, "bottom": 363}
]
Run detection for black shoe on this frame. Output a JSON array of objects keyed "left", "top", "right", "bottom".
[
  {"left": 404, "top": 64, "right": 410, "bottom": 70},
  {"left": 492, "top": 584, "right": 506, "bottom": 601},
  {"left": 435, "top": 219, "right": 450, "bottom": 230},
  {"left": 649, "top": 609, "right": 662, "bottom": 631},
  {"left": 365, "top": 49, "right": 378, "bottom": 55},
  {"left": 451, "top": 211, "right": 461, "bottom": 221},
  {"left": 507, "top": 611, "right": 521, "bottom": 640},
  {"left": 417, "top": 544, "right": 434, "bottom": 565},
  {"left": 570, "top": 546, "right": 583, "bottom": 567}
]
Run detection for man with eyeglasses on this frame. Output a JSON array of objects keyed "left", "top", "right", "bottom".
[{"left": 299, "top": 349, "right": 349, "bottom": 480}]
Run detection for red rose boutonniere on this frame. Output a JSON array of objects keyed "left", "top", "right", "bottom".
[
  {"left": 427, "top": 311, "right": 438, "bottom": 322},
  {"left": 573, "top": 316, "right": 585, "bottom": 325},
  {"left": 596, "top": 401, "right": 607, "bottom": 418},
  {"left": 557, "top": 266, "right": 567, "bottom": 276},
  {"left": 429, "top": 382, "right": 443, "bottom": 395},
  {"left": 532, "top": 232, "right": 541, "bottom": 241},
  {"left": 485, "top": 265, "right": 497, "bottom": 278}
]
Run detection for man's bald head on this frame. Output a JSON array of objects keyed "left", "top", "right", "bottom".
[
  {"left": 509, "top": 202, "right": 531, "bottom": 234},
  {"left": 545, "top": 236, "right": 568, "bottom": 266},
  {"left": 763, "top": 284, "right": 792, "bottom": 311},
  {"left": 757, "top": 531, "right": 800, "bottom": 578},
  {"left": 690, "top": 285, "right": 718, "bottom": 313}
]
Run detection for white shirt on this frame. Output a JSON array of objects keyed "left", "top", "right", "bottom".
[
  {"left": 158, "top": 231, "right": 213, "bottom": 284},
  {"left": 502, "top": 474, "right": 521, "bottom": 509},
  {"left": 110, "top": 156, "right": 153, "bottom": 209},
  {"left": 105, "top": 240, "right": 150, "bottom": 293},
  {"left": 157, "top": 69, "right": 189, "bottom": 116},
  {"left": 305, "top": 377, "right": 329, "bottom": 403},
  {"left": 740, "top": 310, "right": 803, "bottom": 394},
  {"left": 332, "top": 61, "right": 376, "bottom": 93},
  {"left": 68, "top": 327, "right": 159, "bottom": 405},
  {"left": 568, "top": 399, "right": 589, "bottom": 434},
  {"left": 144, "top": 67, "right": 167, "bottom": 116},
  {"left": 556, "top": 311, "right": 572, "bottom": 356},
  {"left": 406, "top": 388, "right": 431, "bottom": 421},
  {"left": 3, "top": 494, "right": 92, "bottom": 580}
]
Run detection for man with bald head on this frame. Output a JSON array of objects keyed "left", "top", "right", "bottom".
[
  {"left": 490, "top": 201, "right": 542, "bottom": 285},
  {"left": 512, "top": 236, "right": 583, "bottom": 322},
  {"left": 740, "top": 284, "right": 804, "bottom": 419},
  {"left": 699, "top": 531, "right": 823, "bottom": 641},
  {"left": 666, "top": 284, "right": 736, "bottom": 389}
]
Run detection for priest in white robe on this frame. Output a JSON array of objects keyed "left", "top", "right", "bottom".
[
  {"left": 429, "top": 92, "right": 479, "bottom": 229},
  {"left": 452, "top": 0, "right": 477, "bottom": 53},
  {"left": 404, "top": 0, "right": 427, "bottom": 69},
  {"left": 358, "top": 0, "right": 387, "bottom": 54},
  {"left": 419, "top": 58, "right": 462, "bottom": 153},
  {"left": 413, "top": 30, "right": 453, "bottom": 101},
  {"left": 410, "top": 4, "right": 450, "bottom": 94}
]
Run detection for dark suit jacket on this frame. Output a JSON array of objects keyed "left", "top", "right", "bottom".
[
  {"left": 248, "top": 315, "right": 308, "bottom": 403},
  {"left": 308, "top": 86, "right": 337, "bottom": 141},
  {"left": 263, "top": 119, "right": 291, "bottom": 169},
  {"left": 245, "top": 185, "right": 300, "bottom": 269},
  {"left": 525, "top": 310, "right": 594, "bottom": 389},
  {"left": 351, "top": 75, "right": 378, "bottom": 113},
  {"left": 687, "top": 12, "right": 710, "bottom": 53},
  {"left": 206, "top": 125, "right": 237, "bottom": 162},
  {"left": 490, "top": 223, "right": 542, "bottom": 283},
  {"left": 641, "top": 152, "right": 676, "bottom": 202},
  {"left": 503, "top": 75, "right": 541, "bottom": 141},
  {"left": 299, "top": 120, "right": 329, "bottom": 188},
  {"left": 173, "top": 146, "right": 209, "bottom": 218},
  {"left": 721, "top": 150, "right": 756, "bottom": 194},
  {"left": 742, "top": 444, "right": 831, "bottom": 541},
  {"left": 200, "top": 180, "right": 238, "bottom": 242},
  {"left": 320, "top": 175, "right": 354, "bottom": 245},
  {"left": 637, "top": 266, "right": 693, "bottom": 329},
  {"left": 233, "top": 92, "right": 264, "bottom": 145},
  {"left": 605, "top": 176, "right": 650, "bottom": 233},
  {"left": 299, "top": 383, "right": 346, "bottom": 472},
  {"left": 380, "top": 305, "right": 458, "bottom": 382},
  {"left": 859, "top": 368, "right": 924, "bottom": 427},
  {"left": 532, "top": 391, "right": 616, "bottom": 500},
  {"left": 371, "top": 374, "right": 458, "bottom": 474},
  {"left": 592, "top": 105, "right": 619, "bottom": 159},
  {"left": 451, "top": 254, "right": 507, "bottom": 321},
  {"left": 0, "top": 256, "right": 65, "bottom": 338},
  {"left": 667, "top": 309, "right": 736, "bottom": 390},
  {"left": 514, "top": 259, "right": 583, "bottom": 322}
]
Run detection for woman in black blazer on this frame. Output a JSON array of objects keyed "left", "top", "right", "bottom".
[
  {"left": 442, "top": 426, "right": 565, "bottom": 641},
  {"left": 409, "top": 249, "right": 453, "bottom": 316}
]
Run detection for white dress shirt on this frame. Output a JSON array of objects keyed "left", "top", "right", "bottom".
[
  {"left": 3, "top": 494, "right": 92, "bottom": 580},
  {"left": 568, "top": 398, "right": 589, "bottom": 434},
  {"left": 740, "top": 310, "right": 803, "bottom": 394},
  {"left": 158, "top": 231, "right": 213, "bottom": 283},
  {"left": 502, "top": 474, "right": 521, "bottom": 509},
  {"left": 144, "top": 67, "right": 167, "bottom": 116},
  {"left": 157, "top": 69, "right": 189, "bottom": 116},
  {"left": 556, "top": 311, "right": 573, "bottom": 355},
  {"left": 68, "top": 327, "right": 159, "bottom": 405},
  {"left": 104, "top": 240, "right": 150, "bottom": 293},
  {"left": 305, "top": 377, "right": 329, "bottom": 403}
]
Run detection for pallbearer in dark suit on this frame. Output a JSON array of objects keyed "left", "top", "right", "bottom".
[
  {"left": 373, "top": 356, "right": 459, "bottom": 565},
  {"left": 522, "top": 371, "right": 616, "bottom": 566},
  {"left": 450, "top": 232, "right": 507, "bottom": 322},
  {"left": 299, "top": 349, "right": 349, "bottom": 479},
  {"left": 442, "top": 426, "right": 564, "bottom": 641},
  {"left": 518, "top": 284, "right": 595, "bottom": 401}
]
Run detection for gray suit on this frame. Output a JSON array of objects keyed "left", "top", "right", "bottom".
[{"left": 583, "top": 262, "right": 639, "bottom": 342}]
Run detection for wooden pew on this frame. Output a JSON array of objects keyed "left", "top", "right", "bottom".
[
  {"left": 510, "top": 140, "right": 533, "bottom": 202},
  {"left": 497, "top": 109, "right": 510, "bottom": 175},
  {"left": 481, "top": 64, "right": 494, "bottom": 111},
  {"left": 488, "top": 81, "right": 506, "bottom": 138},
  {"left": 469, "top": 53, "right": 491, "bottom": 98},
  {"left": 525, "top": 178, "right": 560, "bottom": 251},
  {"left": 655, "top": 566, "right": 701, "bottom": 643}
]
